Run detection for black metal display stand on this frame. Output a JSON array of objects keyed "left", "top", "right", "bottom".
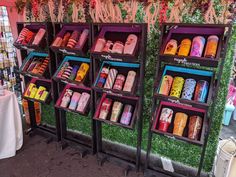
[
  {"left": 50, "top": 23, "right": 97, "bottom": 156},
  {"left": 91, "top": 23, "right": 147, "bottom": 175},
  {"left": 145, "top": 23, "right": 232, "bottom": 177},
  {"left": 14, "top": 22, "right": 60, "bottom": 142}
]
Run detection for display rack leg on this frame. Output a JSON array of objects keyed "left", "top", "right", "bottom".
[
  {"left": 91, "top": 119, "right": 97, "bottom": 154},
  {"left": 59, "top": 110, "right": 68, "bottom": 150},
  {"left": 145, "top": 129, "right": 154, "bottom": 170},
  {"left": 25, "top": 100, "right": 37, "bottom": 136},
  {"left": 52, "top": 80, "right": 61, "bottom": 142},
  {"left": 136, "top": 111, "right": 143, "bottom": 172},
  {"left": 96, "top": 121, "right": 102, "bottom": 152}
]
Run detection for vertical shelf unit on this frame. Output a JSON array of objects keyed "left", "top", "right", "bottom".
[
  {"left": 14, "top": 22, "right": 59, "bottom": 140},
  {"left": 91, "top": 23, "right": 147, "bottom": 173},
  {"left": 50, "top": 23, "right": 96, "bottom": 155},
  {"left": 145, "top": 23, "right": 232, "bottom": 177}
]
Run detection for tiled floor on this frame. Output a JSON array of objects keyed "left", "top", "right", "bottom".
[{"left": 220, "top": 118, "right": 236, "bottom": 139}]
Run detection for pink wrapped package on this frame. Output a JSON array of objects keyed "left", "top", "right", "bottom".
[
  {"left": 76, "top": 92, "right": 90, "bottom": 113},
  {"left": 75, "top": 29, "right": 89, "bottom": 50},
  {"left": 68, "top": 92, "right": 81, "bottom": 110},
  {"left": 32, "top": 28, "right": 46, "bottom": 45},
  {"left": 124, "top": 34, "right": 138, "bottom": 55},
  {"left": 94, "top": 38, "right": 106, "bottom": 52}
]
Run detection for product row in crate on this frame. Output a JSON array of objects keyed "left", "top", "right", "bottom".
[
  {"left": 57, "top": 62, "right": 89, "bottom": 83},
  {"left": 157, "top": 65, "right": 214, "bottom": 104},
  {"left": 15, "top": 27, "right": 46, "bottom": 46},
  {"left": 24, "top": 80, "right": 50, "bottom": 102},
  {"left": 159, "top": 76, "right": 208, "bottom": 102},
  {"left": 91, "top": 25, "right": 142, "bottom": 59},
  {"left": 53, "top": 56, "right": 90, "bottom": 87},
  {"left": 52, "top": 29, "right": 88, "bottom": 50},
  {"left": 164, "top": 35, "right": 219, "bottom": 58},
  {"left": 20, "top": 52, "right": 49, "bottom": 78},
  {"left": 94, "top": 93, "right": 138, "bottom": 128},
  {"left": 153, "top": 101, "right": 206, "bottom": 144},
  {"left": 94, "top": 61, "right": 139, "bottom": 94},
  {"left": 161, "top": 24, "right": 226, "bottom": 60},
  {"left": 57, "top": 88, "right": 90, "bottom": 114},
  {"left": 93, "top": 34, "right": 138, "bottom": 55}
]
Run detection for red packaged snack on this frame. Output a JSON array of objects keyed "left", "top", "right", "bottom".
[
  {"left": 113, "top": 74, "right": 125, "bottom": 90},
  {"left": 99, "top": 98, "right": 112, "bottom": 120}
]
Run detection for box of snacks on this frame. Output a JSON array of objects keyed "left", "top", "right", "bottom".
[{"left": 152, "top": 101, "right": 207, "bottom": 145}]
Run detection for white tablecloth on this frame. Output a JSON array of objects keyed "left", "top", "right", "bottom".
[{"left": 0, "top": 90, "right": 23, "bottom": 159}]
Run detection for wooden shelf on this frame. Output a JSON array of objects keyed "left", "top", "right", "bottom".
[
  {"left": 159, "top": 54, "right": 219, "bottom": 68},
  {"left": 55, "top": 104, "right": 90, "bottom": 117},
  {"left": 50, "top": 46, "right": 87, "bottom": 57},
  {"left": 154, "top": 93, "right": 210, "bottom": 110},
  {"left": 91, "top": 52, "right": 140, "bottom": 63}
]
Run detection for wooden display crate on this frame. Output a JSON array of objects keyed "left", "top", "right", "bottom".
[
  {"left": 53, "top": 56, "right": 91, "bottom": 88},
  {"left": 91, "top": 23, "right": 143, "bottom": 62},
  {"left": 14, "top": 22, "right": 49, "bottom": 51},
  {"left": 93, "top": 93, "right": 139, "bottom": 129},
  {"left": 159, "top": 23, "right": 227, "bottom": 68},
  {"left": 50, "top": 23, "right": 90, "bottom": 56},
  {"left": 154, "top": 64, "right": 214, "bottom": 109},
  {"left": 152, "top": 101, "right": 207, "bottom": 146},
  {"left": 55, "top": 84, "right": 91, "bottom": 116},
  {"left": 23, "top": 78, "right": 52, "bottom": 104},
  {"left": 19, "top": 52, "right": 50, "bottom": 80},
  {"left": 93, "top": 60, "right": 140, "bottom": 96}
]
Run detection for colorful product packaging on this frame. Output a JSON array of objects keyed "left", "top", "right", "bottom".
[
  {"left": 34, "top": 86, "right": 46, "bottom": 100},
  {"left": 97, "top": 66, "right": 110, "bottom": 88},
  {"left": 69, "top": 65, "right": 79, "bottom": 80},
  {"left": 111, "top": 41, "right": 124, "bottom": 54},
  {"left": 120, "top": 105, "right": 133, "bottom": 125},
  {"left": 32, "top": 28, "right": 46, "bottom": 45},
  {"left": 104, "top": 68, "right": 118, "bottom": 89},
  {"left": 39, "top": 91, "right": 48, "bottom": 101},
  {"left": 61, "top": 32, "right": 71, "bottom": 47},
  {"left": 190, "top": 36, "right": 206, "bottom": 57},
  {"left": 94, "top": 38, "right": 106, "bottom": 52},
  {"left": 169, "top": 76, "right": 185, "bottom": 98},
  {"left": 158, "top": 108, "right": 174, "bottom": 132},
  {"left": 188, "top": 116, "right": 203, "bottom": 140},
  {"left": 123, "top": 71, "right": 136, "bottom": 92},
  {"left": 123, "top": 34, "right": 138, "bottom": 55},
  {"left": 102, "top": 40, "right": 113, "bottom": 52},
  {"left": 99, "top": 98, "right": 112, "bottom": 120},
  {"left": 159, "top": 75, "right": 173, "bottom": 96},
  {"left": 181, "top": 78, "right": 196, "bottom": 100},
  {"left": 76, "top": 92, "right": 90, "bottom": 113},
  {"left": 75, "top": 29, "right": 89, "bottom": 49},
  {"left": 178, "top": 39, "right": 191, "bottom": 56},
  {"left": 68, "top": 92, "right": 81, "bottom": 110},
  {"left": 164, "top": 39, "right": 178, "bottom": 55},
  {"left": 173, "top": 112, "right": 188, "bottom": 136},
  {"left": 113, "top": 74, "right": 125, "bottom": 90},
  {"left": 194, "top": 80, "right": 209, "bottom": 103},
  {"left": 204, "top": 35, "right": 219, "bottom": 58},
  {"left": 60, "top": 89, "right": 73, "bottom": 108},
  {"left": 75, "top": 63, "right": 89, "bottom": 82},
  {"left": 110, "top": 101, "right": 123, "bottom": 122}
]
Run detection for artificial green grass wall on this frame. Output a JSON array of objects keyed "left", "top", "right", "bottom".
[{"left": 41, "top": 24, "right": 235, "bottom": 172}]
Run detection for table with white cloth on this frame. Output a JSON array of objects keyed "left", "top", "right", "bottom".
[{"left": 0, "top": 90, "right": 23, "bottom": 159}]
